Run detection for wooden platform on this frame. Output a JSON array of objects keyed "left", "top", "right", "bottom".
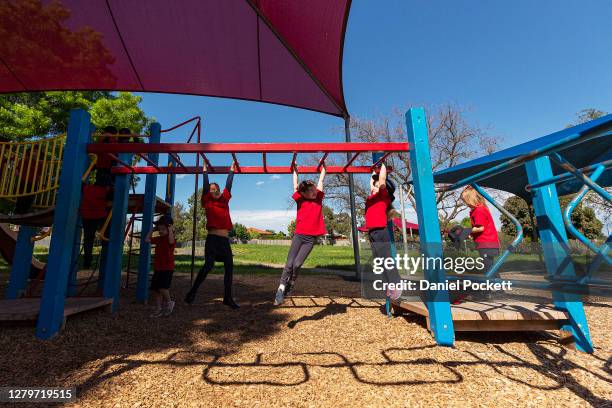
[
  {"left": 0, "top": 297, "right": 112, "bottom": 322},
  {"left": 391, "top": 298, "right": 569, "bottom": 332}
]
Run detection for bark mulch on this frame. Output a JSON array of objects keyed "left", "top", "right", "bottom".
[{"left": 0, "top": 273, "right": 610, "bottom": 407}]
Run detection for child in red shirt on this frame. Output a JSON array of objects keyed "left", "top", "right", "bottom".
[
  {"left": 79, "top": 180, "right": 112, "bottom": 269},
  {"left": 184, "top": 161, "right": 239, "bottom": 309},
  {"left": 365, "top": 163, "right": 401, "bottom": 299},
  {"left": 274, "top": 164, "right": 326, "bottom": 306},
  {"left": 145, "top": 214, "right": 176, "bottom": 317},
  {"left": 460, "top": 186, "right": 501, "bottom": 273}
]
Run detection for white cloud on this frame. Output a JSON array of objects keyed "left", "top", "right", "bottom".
[
  {"left": 270, "top": 175, "right": 281, "bottom": 180},
  {"left": 255, "top": 181, "right": 265, "bottom": 187},
  {"left": 176, "top": 174, "right": 187, "bottom": 179},
  {"left": 232, "top": 209, "right": 294, "bottom": 232}
]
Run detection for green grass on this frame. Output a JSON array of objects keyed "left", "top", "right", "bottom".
[
  {"left": 2, "top": 244, "right": 608, "bottom": 278},
  {"left": 231, "top": 244, "right": 355, "bottom": 270}
]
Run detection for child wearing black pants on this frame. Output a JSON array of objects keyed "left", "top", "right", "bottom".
[
  {"left": 145, "top": 214, "right": 176, "bottom": 317},
  {"left": 184, "top": 161, "right": 239, "bottom": 309}
]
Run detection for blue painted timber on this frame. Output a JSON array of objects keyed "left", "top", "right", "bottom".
[
  {"left": 525, "top": 156, "right": 593, "bottom": 353},
  {"left": 165, "top": 154, "right": 176, "bottom": 210},
  {"left": 5, "top": 226, "right": 37, "bottom": 299},
  {"left": 405, "top": 108, "right": 454, "bottom": 346},
  {"left": 102, "top": 153, "right": 132, "bottom": 312},
  {"left": 36, "top": 109, "right": 91, "bottom": 339}
]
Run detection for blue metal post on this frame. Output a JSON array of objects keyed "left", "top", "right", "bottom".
[
  {"left": 136, "top": 123, "right": 161, "bottom": 303},
  {"left": 36, "top": 109, "right": 91, "bottom": 339},
  {"left": 5, "top": 226, "right": 37, "bottom": 299},
  {"left": 405, "top": 108, "right": 454, "bottom": 346},
  {"left": 102, "top": 153, "right": 132, "bottom": 312},
  {"left": 525, "top": 156, "right": 593, "bottom": 353},
  {"left": 165, "top": 154, "right": 176, "bottom": 210}
]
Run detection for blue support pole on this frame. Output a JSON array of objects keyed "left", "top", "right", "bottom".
[
  {"left": 136, "top": 123, "right": 161, "bottom": 303},
  {"left": 405, "top": 108, "right": 454, "bottom": 346},
  {"left": 36, "top": 109, "right": 91, "bottom": 339},
  {"left": 5, "top": 226, "right": 37, "bottom": 299},
  {"left": 525, "top": 156, "right": 593, "bottom": 353},
  {"left": 102, "top": 153, "right": 132, "bottom": 312},
  {"left": 165, "top": 154, "right": 176, "bottom": 210}
]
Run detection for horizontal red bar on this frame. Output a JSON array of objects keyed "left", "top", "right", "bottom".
[
  {"left": 88, "top": 142, "right": 409, "bottom": 154},
  {"left": 111, "top": 165, "right": 393, "bottom": 175}
]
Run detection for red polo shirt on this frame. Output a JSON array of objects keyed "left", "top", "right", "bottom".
[
  {"left": 79, "top": 185, "right": 110, "bottom": 220},
  {"left": 151, "top": 235, "right": 175, "bottom": 271},
  {"left": 470, "top": 204, "right": 500, "bottom": 249},
  {"left": 202, "top": 188, "right": 233, "bottom": 230},
  {"left": 293, "top": 189, "right": 326, "bottom": 236},
  {"left": 365, "top": 186, "right": 391, "bottom": 230}
]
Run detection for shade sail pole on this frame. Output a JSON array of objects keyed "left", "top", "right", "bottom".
[{"left": 344, "top": 116, "right": 361, "bottom": 279}]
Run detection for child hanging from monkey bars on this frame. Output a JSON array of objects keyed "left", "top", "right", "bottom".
[
  {"left": 184, "top": 160, "right": 240, "bottom": 309},
  {"left": 274, "top": 163, "right": 327, "bottom": 306}
]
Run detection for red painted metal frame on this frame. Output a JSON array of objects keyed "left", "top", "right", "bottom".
[{"left": 87, "top": 142, "right": 409, "bottom": 175}]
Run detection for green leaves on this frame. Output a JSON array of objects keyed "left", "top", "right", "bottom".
[{"left": 0, "top": 91, "right": 151, "bottom": 140}]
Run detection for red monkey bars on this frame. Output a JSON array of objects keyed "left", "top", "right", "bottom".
[{"left": 87, "top": 142, "right": 409, "bottom": 174}]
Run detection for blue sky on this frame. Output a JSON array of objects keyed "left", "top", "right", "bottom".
[{"left": 135, "top": 0, "right": 612, "bottom": 233}]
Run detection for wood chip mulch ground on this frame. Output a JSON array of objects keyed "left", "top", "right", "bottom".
[{"left": 0, "top": 273, "right": 610, "bottom": 407}]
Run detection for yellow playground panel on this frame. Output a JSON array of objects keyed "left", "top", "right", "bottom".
[{"left": 0, "top": 135, "right": 66, "bottom": 209}]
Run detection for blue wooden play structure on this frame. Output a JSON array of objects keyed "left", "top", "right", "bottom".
[{"left": 394, "top": 108, "right": 612, "bottom": 353}]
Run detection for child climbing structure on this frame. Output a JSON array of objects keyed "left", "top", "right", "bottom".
[{"left": 0, "top": 108, "right": 409, "bottom": 340}]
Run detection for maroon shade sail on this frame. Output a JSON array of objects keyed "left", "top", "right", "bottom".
[{"left": 0, "top": 0, "right": 351, "bottom": 116}]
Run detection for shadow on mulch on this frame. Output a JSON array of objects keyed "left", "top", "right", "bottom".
[
  {"left": 0, "top": 275, "right": 293, "bottom": 393},
  {"left": 0, "top": 272, "right": 610, "bottom": 407}
]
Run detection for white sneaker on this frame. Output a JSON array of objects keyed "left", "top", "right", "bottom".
[
  {"left": 273, "top": 288, "right": 285, "bottom": 306},
  {"left": 162, "top": 300, "right": 175, "bottom": 317}
]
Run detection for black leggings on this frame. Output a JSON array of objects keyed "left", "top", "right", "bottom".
[
  {"left": 279, "top": 234, "right": 316, "bottom": 287},
  {"left": 190, "top": 234, "right": 234, "bottom": 299},
  {"left": 82, "top": 217, "right": 106, "bottom": 269},
  {"left": 369, "top": 228, "right": 401, "bottom": 285}
]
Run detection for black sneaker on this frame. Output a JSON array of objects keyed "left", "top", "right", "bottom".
[
  {"left": 284, "top": 281, "right": 294, "bottom": 296},
  {"left": 184, "top": 291, "right": 195, "bottom": 304},
  {"left": 223, "top": 298, "right": 240, "bottom": 309}
]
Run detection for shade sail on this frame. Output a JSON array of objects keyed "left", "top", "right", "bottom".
[
  {"left": 433, "top": 115, "right": 612, "bottom": 201},
  {"left": 0, "top": 0, "right": 350, "bottom": 116}
]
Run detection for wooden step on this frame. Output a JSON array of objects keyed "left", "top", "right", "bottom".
[{"left": 391, "top": 298, "right": 569, "bottom": 332}]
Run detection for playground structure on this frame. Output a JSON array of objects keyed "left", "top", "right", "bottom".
[
  {"left": 0, "top": 0, "right": 609, "bottom": 355},
  {"left": 391, "top": 109, "right": 612, "bottom": 353},
  {"left": 0, "top": 108, "right": 408, "bottom": 339},
  {"left": 0, "top": 107, "right": 608, "bottom": 353}
]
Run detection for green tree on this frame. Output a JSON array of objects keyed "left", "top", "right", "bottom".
[
  {"left": 559, "top": 197, "right": 603, "bottom": 240},
  {"left": 287, "top": 220, "right": 296, "bottom": 237},
  {"left": 500, "top": 196, "right": 535, "bottom": 238},
  {"left": 0, "top": 91, "right": 151, "bottom": 140},
  {"left": 501, "top": 195, "right": 603, "bottom": 241},
  {"left": 171, "top": 202, "right": 191, "bottom": 243},
  {"left": 231, "top": 223, "right": 251, "bottom": 241},
  {"left": 186, "top": 188, "right": 207, "bottom": 240},
  {"left": 0, "top": 91, "right": 110, "bottom": 139},
  {"left": 323, "top": 205, "right": 351, "bottom": 237},
  {"left": 90, "top": 92, "right": 152, "bottom": 133}
]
